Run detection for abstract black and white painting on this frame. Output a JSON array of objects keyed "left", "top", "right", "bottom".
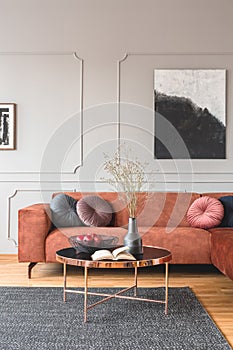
[
  {"left": 154, "top": 69, "right": 226, "bottom": 159},
  {"left": 0, "top": 103, "right": 16, "bottom": 150}
]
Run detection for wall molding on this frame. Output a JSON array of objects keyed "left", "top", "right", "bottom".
[
  {"left": 2, "top": 171, "right": 233, "bottom": 183},
  {"left": 0, "top": 51, "right": 84, "bottom": 175},
  {"left": 119, "top": 51, "right": 233, "bottom": 56},
  {"left": 117, "top": 50, "right": 233, "bottom": 160}
]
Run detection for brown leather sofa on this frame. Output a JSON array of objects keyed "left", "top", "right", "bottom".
[{"left": 18, "top": 191, "right": 233, "bottom": 280}]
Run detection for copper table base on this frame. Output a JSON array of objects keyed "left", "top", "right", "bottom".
[{"left": 56, "top": 246, "right": 172, "bottom": 322}]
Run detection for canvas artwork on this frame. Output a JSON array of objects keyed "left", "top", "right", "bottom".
[
  {"left": 0, "top": 103, "right": 16, "bottom": 150},
  {"left": 154, "top": 69, "right": 226, "bottom": 159}
]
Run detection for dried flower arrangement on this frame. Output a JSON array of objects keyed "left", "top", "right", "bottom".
[{"left": 102, "top": 144, "right": 148, "bottom": 218}]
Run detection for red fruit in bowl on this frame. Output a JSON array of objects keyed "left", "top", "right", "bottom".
[
  {"left": 83, "top": 234, "right": 93, "bottom": 243},
  {"left": 76, "top": 235, "right": 84, "bottom": 241}
]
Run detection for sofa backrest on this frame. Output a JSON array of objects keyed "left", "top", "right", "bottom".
[
  {"left": 136, "top": 192, "right": 200, "bottom": 227},
  {"left": 202, "top": 192, "right": 233, "bottom": 199},
  {"left": 53, "top": 191, "right": 200, "bottom": 228}
]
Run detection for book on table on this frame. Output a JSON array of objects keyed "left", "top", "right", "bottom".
[{"left": 91, "top": 246, "right": 136, "bottom": 261}]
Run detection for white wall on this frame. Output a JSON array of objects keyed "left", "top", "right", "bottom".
[{"left": 0, "top": 0, "right": 233, "bottom": 253}]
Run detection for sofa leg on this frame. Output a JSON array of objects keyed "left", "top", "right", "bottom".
[{"left": 28, "top": 262, "right": 38, "bottom": 279}]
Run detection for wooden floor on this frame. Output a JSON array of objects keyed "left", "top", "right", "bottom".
[{"left": 0, "top": 255, "right": 233, "bottom": 348}]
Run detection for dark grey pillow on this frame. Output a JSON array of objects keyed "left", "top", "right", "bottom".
[
  {"left": 218, "top": 196, "right": 233, "bottom": 227},
  {"left": 50, "top": 194, "right": 85, "bottom": 228}
]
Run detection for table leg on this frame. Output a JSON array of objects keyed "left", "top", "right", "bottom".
[
  {"left": 84, "top": 266, "right": 88, "bottom": 322},
  {"left": 134, "top": 266, "right": 138, "bottom": 296},
  {"left": 63, "top": 262, "right": 67, "bottom": 302},
  {"left": 165, "top": 262, "right": 169, "bottom": 314}
]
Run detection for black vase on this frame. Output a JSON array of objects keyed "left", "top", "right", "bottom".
[{"left": 124, "top": 217, "right": 143, "bottom": 257}]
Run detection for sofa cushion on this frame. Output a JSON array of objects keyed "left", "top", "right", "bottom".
[
  {"left": 142, "top": 226, "right": 211, "bottom": 264},
  {"left": 218, "top": 196, "right": 233, "bottom": 227},
  {"left": 187, "top": 196, "right": 224, "bottom": 229},
  {"left": 50, "top": 194, "right": 84, "bottom": 228},
  {"left": 76, "top": 195, "right": 113, "bottom": 227}
]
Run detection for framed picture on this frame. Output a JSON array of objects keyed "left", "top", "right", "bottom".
[
  {"left": 0, "top": 103, "right": 16, "bottom": 150},
  {"left": 154, "top": 69, "right": 226, "bottom": 159}
]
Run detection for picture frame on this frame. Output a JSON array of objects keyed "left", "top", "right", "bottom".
[
  {"left": 0, "top": 103, "right": 16, "bottom": 150},
  {"left": 154, "top": 69, "right": 226, "bottom": 159}
]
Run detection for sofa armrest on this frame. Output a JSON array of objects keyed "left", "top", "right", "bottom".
[{"left": 18, "top": 203, "right": 52, "bottom": 262}]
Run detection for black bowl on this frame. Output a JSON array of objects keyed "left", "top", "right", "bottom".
[{"left": 68, "top": 234, "right": 119, "bottom": 254}]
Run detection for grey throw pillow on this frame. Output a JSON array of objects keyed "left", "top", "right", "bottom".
[{"left": 50, "top": 194, "right": 85, "bottom": 228}]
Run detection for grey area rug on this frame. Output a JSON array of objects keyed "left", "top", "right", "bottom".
[{"left": 0, "top": 287, "right": 231, "bottom": 350}]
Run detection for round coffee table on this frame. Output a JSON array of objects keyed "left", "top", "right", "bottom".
[{"left": 56, "top": 246, "right": 172, "bottom": 322}]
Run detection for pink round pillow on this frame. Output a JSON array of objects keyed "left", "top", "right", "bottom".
[
  {"left": 76, "top": 195, "right": 113, "bottom": 227},
  {"left": 187, "top": 196, "right": 224, "bottom": 229}
]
